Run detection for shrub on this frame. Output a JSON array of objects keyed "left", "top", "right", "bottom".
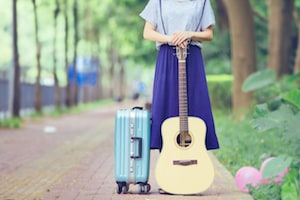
[
  {"left": 207, "top": 74, "right": 233, "bottom": 110},
  {"left": 242, "top": 70, "right": 300, "bottom": 199}
]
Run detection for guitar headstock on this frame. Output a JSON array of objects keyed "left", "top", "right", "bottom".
[{"left": 176, "top": 47, "right": 188, "bottom": 60}]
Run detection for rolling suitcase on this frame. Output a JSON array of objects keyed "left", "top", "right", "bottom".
[{"left": 114, "top": 107, "right": 151, "bottom": 194}]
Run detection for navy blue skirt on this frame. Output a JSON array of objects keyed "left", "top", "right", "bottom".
[{"left": 151, "top": 44, "right": 219, "bottom": 150}]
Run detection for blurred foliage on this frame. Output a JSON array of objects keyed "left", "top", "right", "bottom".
[
  {"left": 241, "top": 71, "right": 300, "bottom": 199},
  {"left": 0, "top": 0, "right": 152, "bottom": 83},
  {"left": 207, "top": 74, "right": 232, "bottom": 110},
  {"left": 0, "top": 117, "right": 21, "bottom": 128},
  {"left": 0, "top": 0, "right": 283, "bottom": 84},
  {"left": 203, "top": 30, "right": 232, "bottom": 74},
  {"left": 214, "top": 71, "right": 300, "bottom": 199},
  {"left": 242, "top": 69, "right": 276, "bottom": 93}
]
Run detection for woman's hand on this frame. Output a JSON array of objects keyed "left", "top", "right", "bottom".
[
  {"left": 171, "top": 31, "right": 192, "bottom": 48},
  {"left": 171, "top": 27, "right": 214, "bottom": 47}
]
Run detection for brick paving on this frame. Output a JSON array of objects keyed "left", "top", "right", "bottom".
[{"left": 0, "top": 101, "right": 252, "bottom": 200}]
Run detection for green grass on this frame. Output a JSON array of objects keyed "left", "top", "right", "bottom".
[
  {"left": 0, "top": 99, "right": 114, "bottom": 128},
  {"left": 49, "top": 99, "right": 114, "bottom": 116},
  {"left": 0, "top": 117, "right": 21, "bottom": 128},
  {"left": 207, "top": 74, "right": 233, "bottom": 82},
  {"left": 31, "top": 99, "right": 114, "bottom": 118},
  {"left": 213, "top": 110, "right": 293, "bottom": 173}
]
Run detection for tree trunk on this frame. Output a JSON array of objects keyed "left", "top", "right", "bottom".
[
  {"left": 72, "top": 0, "right": 79, "bottom": 105},
  {"left": 64, "top": 0, "right": 72, "bottom": 107},
  {"left": 268, "top": 0, "right": 294, "bottom": 77},
  {"left": 215, "top": 0, "right": 229, "bottom": 30},
  {"left": 294, "top": 12, "right": 300, "bottom": 74},
  {"left": 109, "top": 40, "right": 117, "bottom": 99},
  {"left": 11, "top": 0, "right": 21, "bottom": 118},
  {"left": 294, "top": 23, "right": 300, "bottom": 74},
  {"left": 224, "top": 0, "right": 256, "bottom": 116},
  {"left": 119, "top": 58, "right": 126, "bottom": 101},
  {"left": 96, "top": 33, "right": 103, "bottom": 100},
  {"left": 32, "top": 0, "right": 42, "bottom": 113},
  {"left": 53, "top": 0, "right": 61, "bottom": 108}
]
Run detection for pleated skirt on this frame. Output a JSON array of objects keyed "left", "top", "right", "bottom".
[{"left": 151, "top": 44, "right": 219, "bottom": 150}]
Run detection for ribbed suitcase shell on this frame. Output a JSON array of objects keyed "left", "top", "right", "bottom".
[{"left": 114, "top": 108, "right": 151, "bottom": 193}]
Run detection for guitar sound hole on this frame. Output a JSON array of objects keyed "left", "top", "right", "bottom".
[{"left": 176, "top": 132, "right": 192, "bottom": 148}]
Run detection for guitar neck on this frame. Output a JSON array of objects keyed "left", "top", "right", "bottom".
[{"left": 178, "top": 58, "right": 188, "bottom": 133}]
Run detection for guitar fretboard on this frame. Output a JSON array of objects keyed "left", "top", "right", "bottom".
[{"left": 178, "top": 53, "right": 188, "bottom": 134}]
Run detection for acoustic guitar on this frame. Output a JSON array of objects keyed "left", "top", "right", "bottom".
[{"left": 155, "top": 46, "right": 215, "bottom": 195}]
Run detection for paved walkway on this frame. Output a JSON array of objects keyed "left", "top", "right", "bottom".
[{"left": 0, "top": 101, "right": 252, "bottom": 200}]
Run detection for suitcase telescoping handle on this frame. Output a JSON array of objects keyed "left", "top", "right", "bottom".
[{"left": 131, "top": 137, "right": 142, "bottom": 159}]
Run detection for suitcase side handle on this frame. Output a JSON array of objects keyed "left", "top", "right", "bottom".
[
  {"left": 132, "top": 106, "right": 143, "bottom": 110},
  {"left": 131, "top": 137, "right": 142, "bottom": 159}
]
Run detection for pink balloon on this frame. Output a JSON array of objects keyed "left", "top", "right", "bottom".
[
  {"left": 274, "top": 168, "right": 289, "bottom": 183},
  {"left": 259, "top": 157, "right": 289, "bottom": 184},
  {"left": 235, "top": 166, "right": 262, "bottom": 193}
]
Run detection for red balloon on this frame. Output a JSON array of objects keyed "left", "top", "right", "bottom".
[{"left": 235, "top": 166, "right": 262, "bottom": 193}]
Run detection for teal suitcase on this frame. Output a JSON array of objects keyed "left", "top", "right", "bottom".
[{"left": 114, "top": 107, "right": 151, "bottom": 194}]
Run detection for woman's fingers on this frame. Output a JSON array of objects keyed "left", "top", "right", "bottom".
[
  {"left": 172, "top": 32, "right": 186, "bottom": 45},
  {"left": 172, "top": 31, "right": 191, "bottom": 46},
  {"left": 179, "top": 40, "right": 188, "bottom": 48}
]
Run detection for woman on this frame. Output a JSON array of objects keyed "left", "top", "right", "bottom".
[{"left": 140, "top": 0, "right": 219, "bottom": 151}]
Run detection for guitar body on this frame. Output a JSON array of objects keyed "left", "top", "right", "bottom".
[{"left": 155, "top": 116, "right": 215, "bottom": 195}]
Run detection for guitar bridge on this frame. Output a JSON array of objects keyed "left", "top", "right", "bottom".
[{"left": 173, "top": 160, "right": 198, "bottom": 166}]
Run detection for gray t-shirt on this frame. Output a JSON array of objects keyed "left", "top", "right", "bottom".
[{"left": 139, "top": 0, "right": 215, "bottom": 49}]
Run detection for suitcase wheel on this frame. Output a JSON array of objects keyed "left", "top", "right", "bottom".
[
  {"left": 116, "top": 182, "right": 129, "bottom": 194},
  {"left": 139, "top": 183, "right": 151, "bottom": 194}
]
